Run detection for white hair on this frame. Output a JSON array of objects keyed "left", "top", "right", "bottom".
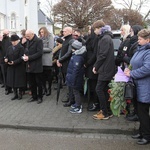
[{"left": 120, "top": 24, "right": 131, "bottom": 40}]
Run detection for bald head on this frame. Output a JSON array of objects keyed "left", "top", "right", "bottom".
[
  {"left": 63, "top": 27, "right": 73, "bottom": 37},
  {"left": 25, "top": 29, "right": 35, "bottom": 40},
  {"left": 3, "top": 29, "right": 9, "bottom": 36}
]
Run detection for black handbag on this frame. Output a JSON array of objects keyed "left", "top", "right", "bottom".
[{"left": 124, "top": 81, "right": 136, "bottom": 100}]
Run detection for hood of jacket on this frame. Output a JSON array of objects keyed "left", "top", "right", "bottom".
[
  {"left": 73, "top": 46, "right": 86, "bottom": 55},
  {"left": 131, "top": 25, "right": 143, "bottom": 35},
  {"left": 137, "top": 43, "right": 150, "bottom": 52}
]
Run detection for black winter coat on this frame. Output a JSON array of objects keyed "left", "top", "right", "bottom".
[
  {"left": 94, "top": 31, "right": 115, "bottom": 81},
  {"left": 115, "top": 35, "right": 131, "bottom": 67},
  {"left": 26, "top": 34, "right": 43, "bottom": 73},
  {"left": 85, "top": 31, "right": 98, "bottom": 79},
  {"left": 0, "top": 35, "right": 12, "bottom": 64},
  {"left": 59, "top": 34, "right": 73, "bottom": 74},
  {"left": 5, "top": 43, "right": 26, "bottom": 88}
]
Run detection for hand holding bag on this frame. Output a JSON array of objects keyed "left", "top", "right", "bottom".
[{"left": 124, "top": 81, "right": 136, "bottom": 100}]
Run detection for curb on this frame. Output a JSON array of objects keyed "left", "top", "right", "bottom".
[{"left": 0, "top": 124, "right": 136, "bottom": 135}]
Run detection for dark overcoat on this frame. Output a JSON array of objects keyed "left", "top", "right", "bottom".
[
  {"left": 85, "top": 31, "right": 98, "bottom": 79},
  {"left": 59, "top": 34, "right": 73, "bottom": 74},
  {"left": 26, "top": 35, "right": 43, "bottom": 73},
  {"left": 6, "top": 43, "right": 26, "bottom": 88},
  {"left": 94, "top": 31, "right": 116, "bottom": 81}
]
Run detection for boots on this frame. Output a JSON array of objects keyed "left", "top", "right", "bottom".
[
  {"left": 11, "top": 89, "right": 18, "bottom": 100},
  {"left": 18, "top": 91, "right": 22, "bottom": 100},
  {"left": 46, "top": 88, "right": 51, "bottom": 96}
]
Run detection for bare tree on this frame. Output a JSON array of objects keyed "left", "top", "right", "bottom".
[
  {"left": 113, "top": 0, "right": 150, "bottom": 20},
  {"left": 52, "top": 0, "right": 113, "bottom": 29}
]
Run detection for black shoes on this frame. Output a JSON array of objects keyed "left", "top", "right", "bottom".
[
  {"left": 126, "top": 114, "right": 139, "bottom": 121},
  {"left": 27, "top": 97, "right": 43, "bottom": 104},
  {"left": 46, "top": 89, "right": 51, "bottom": 96},
  {"left": 18, "top": 94, "right": 22, "bottom": 100},
  {"left": 132, "top": 134, "right": 143, "bottom": 139},
  {"left": 63, "top": 101, "right": 75, "bottom": 107},
  {"left": 37, "top": 98, "right": 43, "bottom": 104},
  {"left": 27, "top": 97, "right": 37, "bottom": 102},
  {"left": 87, "top": 103, "right": 100, "bottom": 111},
  {"left": 137, "top": 138, "right": 150, "bottom": 145},
  {"left": 62, "top": 98, "right": 69, "bottom": 103},
  {"left": 11, "top": 95, "right": 18, "bottom": 100},
  {"left": 132, "top": 134, "right": 150, "bottom": 145},
  {"left": 5, "top": 90, "right": 12, "bottom": 95},
  {"left": 1, "top": 85, "right": 4, "bottom": 88}
]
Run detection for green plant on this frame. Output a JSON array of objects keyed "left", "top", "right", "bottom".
[{"left": 108, "top": 80, "right": 126, "bottom": 117}]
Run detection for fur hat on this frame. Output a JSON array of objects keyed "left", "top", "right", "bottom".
[
  {"left": 11, "top": 34, "right": 20, "bottom": 41},
  {"left": 72, "top": 40, "right": 82, "bottom": 50}
]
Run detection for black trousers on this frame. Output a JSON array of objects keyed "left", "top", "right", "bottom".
[
  {"left": 137, "top": 102, "right": 150, "bottom": 141},
  {"left": 95, "top": 80, "right": 110, "bottom": 115},
  {"left": 42, "top": 68, "right": 52, "bottom": 90},
  {"left": 28, "top": 73, "right": 43, "bottom": 99}
]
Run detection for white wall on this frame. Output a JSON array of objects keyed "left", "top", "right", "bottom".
[{"left": 0, "top": 0, "right": 39, "bottom": 35}]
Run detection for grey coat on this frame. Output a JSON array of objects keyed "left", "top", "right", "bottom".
[{"left": 41, "top": 34, "right": 54, "bottom": 66}]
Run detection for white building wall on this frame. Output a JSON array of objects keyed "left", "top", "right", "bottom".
[
  {"left": 27, "top": 0, "right": 39, "bottom": 34},
  {"left": 0, "top": 0, "right": 38, "bottom": 35}
]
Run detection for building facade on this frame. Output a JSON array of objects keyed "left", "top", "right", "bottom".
[{"left": 0, "top": 0, "right": 39, "bottom": 34}]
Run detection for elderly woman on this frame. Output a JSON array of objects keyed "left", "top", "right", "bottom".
[
  {"left": 38, "top": 27, "right": 54, "bottom": 96},
  {"left": 4, "top": 34, "right": 26, "bottom": 100},
  {"left": 124, "top": 29, "right": 150, "bottom": 145},
  {"left": 115, "top": 24, "right": 131, "bottom": 70}
]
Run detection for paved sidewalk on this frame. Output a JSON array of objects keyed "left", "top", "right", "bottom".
[{"left": 0, "top": 84, "right": 139, "bottom": 135}]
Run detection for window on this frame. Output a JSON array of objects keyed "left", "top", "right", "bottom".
[
  {"left": 25, "top": 0, "right": 27, "bottom": 4},
  {"left": 11, "top": 13, "right": 16, "bottom": 29}
]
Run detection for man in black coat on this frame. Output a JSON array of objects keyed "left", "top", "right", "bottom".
[
  {"left": 57, "top": 27, "right": 75, "bottom": 106},
  {"left": 0, "top": 29, "right": 12, "bottom": 95},
  {"left": 57, "top": 27, "right": 74, "bottom": 76},
  {"left": 92, "top": 21, "right": 116, "bottom": 120},
  {"left": 23, "top": 30, "right": 43, "bottom": 104}
]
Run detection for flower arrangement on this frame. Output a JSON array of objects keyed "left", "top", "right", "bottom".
[
  {"left": 108, "top": 80, "right": 126, "bottom": 116},
  {"left": 108, "top": 65, "right": 132, "bottom": 116}
]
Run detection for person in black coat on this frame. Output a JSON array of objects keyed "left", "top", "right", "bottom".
[
  {"left": 23, "top": 30, "right": 43, "bottom": 104},
  {"left": 0, "top": 29, "right": 12, "bottom": 94},
  {"left": 57, "top": 27, "right": 75, "bottom": 106},
  {"left": 84, "top": 26, "right": 99, "bottom": 111},
  {"left": 115, "top": 24, "right": 131, "bottom": 70},
  {"left": 92, "top": 21, "right": 116, "bottom": 120},
  {"left": 123, "top": 25, "right": 143, "bottom": 65},
  {"left": 57, "top": 27, "right": 74, "bottom": 82},
  {"left": 4, "top": 35, "right": 26, "bottom": 100}
]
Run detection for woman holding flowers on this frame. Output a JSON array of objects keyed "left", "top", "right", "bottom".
[{"left": 124, "top": 29, "right": 150, "bottom": 145}]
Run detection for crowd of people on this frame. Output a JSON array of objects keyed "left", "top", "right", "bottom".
[{"left": 0, "top": 20, "right": 150, "bottom": 145}]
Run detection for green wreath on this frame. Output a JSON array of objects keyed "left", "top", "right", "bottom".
[{"left": 108, "top": 80, "right": 126, "bottom": 117}]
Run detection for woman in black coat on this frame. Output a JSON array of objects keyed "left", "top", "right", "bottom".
[{"left": 4, "top": 35, "right": 26, "bottom": 100}]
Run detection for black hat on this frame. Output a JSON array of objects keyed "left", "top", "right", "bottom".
[
  {"left": 56, "top": 38, "right": 63, "bottom": 44},
  {"left": 11, "top": 34, "right": 20, "bottom": 41}
]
